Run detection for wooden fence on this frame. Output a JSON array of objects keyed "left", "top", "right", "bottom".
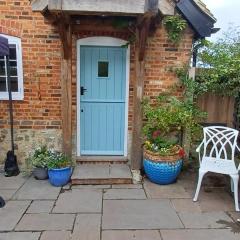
[{"left": 196, "top": 93, "right": 235, "bottom": 127}]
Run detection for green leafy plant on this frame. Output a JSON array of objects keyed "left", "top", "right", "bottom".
[
  {"left": 196, "top": 26, "right": 240, "bottom": 97},
  {"left": 26, "top": 145, "right": 51, "bottom": 170},
  {"left": 163, "top": 15, "right": 187, "bottom": 44},
  {"left": 47, "top": 152, "right": 72, "bottom": 170},
  {"left": 143, "top": 94, "right": 206, "bottom": 156}
]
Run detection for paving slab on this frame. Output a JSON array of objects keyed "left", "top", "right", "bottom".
[
  {"left": 171, "top": 199, "right": 201, "bottom": 212},
  {"left": 197, "top": 190, "right": 235, "bottom": 212},
  {"left": 178, "top": 211, "right": 234, "bottom": 228},
  {"left": 102, "top": 230, "right": 161, "bottom": 240},
  {"left": 102, "top": 199, "right": 183, "bottom": 229},
  {"left": 13, "top": 178, "right": 61, "bottom": 200},
  {"left": 0, "top": 200, "right": 30, "bottom": 231},
  {"left": 0, "top": 173, "right": 27, "bottom": 190},
  {"left": 161, "top": 229, "right": 240, "bottom": 240},
  {"left": 0, "top": 189, "right": 16, "bottom": 201},
  {"left": 40, "top": 231, "right": 71, "bottom": 240},
  {"left": 111, "top": 184, "right": 142, "bottom": 189},
  {"left": 15, "top": 213, "right": 75, "bottom": 231},
  {"left": 27, "top": 200, "right": 55, "bottom": 213},
  {"left": 53, "top": 189, "right": 102, "bottom": 213},
  {"left": 227, "top": 211, "right": 240, "bottom": 223},
  {"left": 104, "top": 189, "right": 146, "bottom": 199},
  {"left": 0, "top": 232, "right": 41, "bottom": 240},
  {"left": 71, "top": 214, "right": 101, "bottom": 240},
  {"left": 144, "top": 180, "right": 191, "bottom": 199}
]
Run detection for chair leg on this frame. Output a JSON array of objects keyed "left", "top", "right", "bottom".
[
  {"left": 230, "top": 174, "right": 239, "bottom": 212},
  {"left": 193, "top": 170, "right": 206, "bottom": 202},
  {"left": 231, "top": 178, "right": 234, "bottom": 193}
]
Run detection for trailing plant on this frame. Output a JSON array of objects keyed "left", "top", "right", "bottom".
[
  {"left": 25, "top": 145, "right": 52, "bottom": 173},
  {"left": 26, "top": 145, "right": 51, "bottom": 168},
  {"left": 47, "top": 152, "right": 72, "bottom": 169},
  {"left": 163, "top": 15, "right": 187, "bottom": 44}
]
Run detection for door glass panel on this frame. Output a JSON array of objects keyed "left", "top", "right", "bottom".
[{"left": 98, "top": 61, "right": 109, "bottom": 77}]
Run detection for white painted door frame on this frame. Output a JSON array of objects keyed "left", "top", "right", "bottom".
[{"left": 76, "top": 36, "right": 130, "bottom": 157}]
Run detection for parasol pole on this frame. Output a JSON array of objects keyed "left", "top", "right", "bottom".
[{"left": 6, "top": 55, "right": 14, "bottom": 154}]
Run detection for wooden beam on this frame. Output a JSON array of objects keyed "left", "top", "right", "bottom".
[
  {"left": 42, "top": 9, "right": 58, "bottom": 24},
  {"left": 48, "top": 0, "right": 62, "bottom": 12},
  {"left": 158, "top": 0, "right": 175, "bottom": 16},
  {"left": 131, "top": 27, "right": 145, "bottom": 170},
  {"left": 57, "top": 15, "right": 71, "bottom": 60},
  {"left": 48, "top": 0, "right": 145, "bottom": 15},
  {"left": 145, "top": 0, "right": 159, "bottom": 13},
  {"left": 131, "top": 3, "right": 159, "bottom": 170},
  {"left": 31, "top": 0, "right": 48, "bottom": 12},
  {"left": 60, "top": 22, "right": 72, "bottom": 156},
  {"left": 138, "top": 18, "right": 151, "bottom": 61}
]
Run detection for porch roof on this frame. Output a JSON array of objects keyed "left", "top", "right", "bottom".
[
  {"left": 31, "top": 0, "right": 174, "bottom": 16},
  {"left": 30, "top": 0, "right": 218, "bottom": 38}
]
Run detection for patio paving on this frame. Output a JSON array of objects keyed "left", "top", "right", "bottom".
[
  {"left": 52, "top": 189, "right": 102, "bottom": 213},
  {"left": 13, "top": 177, "right": 61, "bottom": 200},
  {"left": 102, "top": 199, "right": 184, "bottom": 229},
  {"left": 0, "top": 171, "right": 239, "bottom": 239}
]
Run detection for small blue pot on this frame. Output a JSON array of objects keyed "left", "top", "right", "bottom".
[
  {"left": 143, "top": 158, "right": 183, "bottom": 185},
  {"left": 48, "top": 167, "right": 72, "bottom": 187}
]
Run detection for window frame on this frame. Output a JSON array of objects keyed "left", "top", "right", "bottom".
[{"left": 0, "top": 34, "right": 24, "bottom": 100}]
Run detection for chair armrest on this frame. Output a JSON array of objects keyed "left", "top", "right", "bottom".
[
  {"left": 196, "top": 141, "right": 204, "bottom": 153},
  {"left": 236, "top": 145, "right": 240, "bottom": 152}
]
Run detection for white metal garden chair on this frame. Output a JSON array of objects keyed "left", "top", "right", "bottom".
[{"left": 193, "top": 126, "right": 240, "bottom": 211}]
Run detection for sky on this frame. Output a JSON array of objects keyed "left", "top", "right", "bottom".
[{"left": 201, "top": 0, "right": 240, "bottom": 41}]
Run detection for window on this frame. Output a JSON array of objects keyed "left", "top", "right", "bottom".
[
  {"left": 98, "top": 61, "right": 109, "bottom": 78},
  {"left": 0, "top": 34, "right": 24, "bottom": 100}
]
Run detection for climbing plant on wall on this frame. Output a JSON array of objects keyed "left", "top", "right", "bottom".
[{"left": 163, "top": 15, "right": 187, "bottom": 44}]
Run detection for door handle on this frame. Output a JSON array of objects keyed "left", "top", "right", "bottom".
[{"left": 81, "top": 86, "right": 87, "bottom": 95}]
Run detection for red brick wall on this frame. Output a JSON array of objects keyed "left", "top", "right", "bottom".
[
  {"left": 145, "top": 25, "right": 194, "bottom": 100},
  {"left": 0, "top": 1, "right": 194, "bottom": 157},
  {"left": 0, "top": 0, "right": 62, "bottom": 130}
]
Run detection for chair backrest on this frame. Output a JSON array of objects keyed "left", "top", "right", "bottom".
[{"left": 202, "top": 126, "right": 239, "bottom": 161}]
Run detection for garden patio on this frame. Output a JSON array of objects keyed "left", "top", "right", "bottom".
[{"left": 0, "top": 169, "right": 239, "bottom": 240}]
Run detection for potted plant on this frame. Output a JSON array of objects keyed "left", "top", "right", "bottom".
[
  {"left": 26, "top": 145, "right": 50, "bottom": 180},
  {"left": 142, "top": 95, "right": 204, "bottom": 185},
  {"left": 47, "top": 152, "right": 72, "bottom": 187}
]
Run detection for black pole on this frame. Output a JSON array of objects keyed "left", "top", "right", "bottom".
[
  {"left": 4, "top": 55, "right": 19, "bottom": 177},
  {"left": 6, "top": 55, "right": 14, "bottom": 154}
]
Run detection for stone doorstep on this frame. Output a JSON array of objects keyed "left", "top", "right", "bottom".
[
  {"left": 71, "top": 163, "right": 132, "bottom": 185},
  {"left": 76, "top": 156, "right": 128, "bottom": 164}
]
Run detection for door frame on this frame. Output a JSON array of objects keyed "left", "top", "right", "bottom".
[{"left": 76, "top": 37, "right": 130, "bottom": 157}]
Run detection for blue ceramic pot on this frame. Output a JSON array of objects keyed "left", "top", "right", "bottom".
[
  {"left": 48, "top": 167, "right": 72, "bottom": 187},
  {"left": 143, "top": 158, "right": 183, "bottom": 185}
]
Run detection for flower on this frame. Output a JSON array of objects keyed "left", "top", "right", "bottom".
[
  {"left": 152, "top": 130, "right": 161, "bottom": 139},
  {"left": 145, "top": 141, "right": 151, "bottom": 146},
  {"left": 178, "top": 148, "right": 185, "bottom": 158}
]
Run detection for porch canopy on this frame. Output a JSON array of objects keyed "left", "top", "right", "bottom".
[
  {"left": 30, "top": 0, "right": 218, "bottom": 169},
  {"left": 31, "top": 0, "right": 218, "bottom": 38}
]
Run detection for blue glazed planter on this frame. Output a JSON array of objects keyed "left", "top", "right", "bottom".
[
  {"left": 143, "top": 158, "right": 183, "bottom": 185},
  {"left": 48, "top": 167, "right": 72, "bottom": 187}
]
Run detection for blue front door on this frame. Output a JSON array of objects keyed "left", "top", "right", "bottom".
[{"left": 80, "top": 46, "right": 126, "bottom": 155}]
